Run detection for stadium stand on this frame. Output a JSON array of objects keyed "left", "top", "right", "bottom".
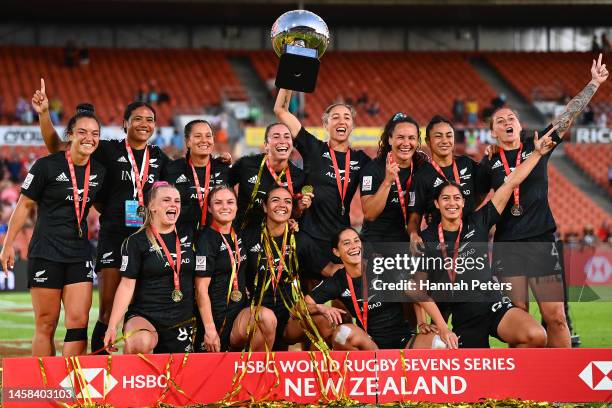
[
  {"left": 564, "top": 143, "right": 612, "bottom": 196},
  {"left": 548, "top": 163, "right": 611, "bottom": 235},
  {"left": 249, "top": 50, "right": 497, "bottom": 126},
  {"left": 0, "top": 46, "right": 247, "bottom": 126},
  {"left": 485, "top": 52, "right": 612, "bottom": 105}
]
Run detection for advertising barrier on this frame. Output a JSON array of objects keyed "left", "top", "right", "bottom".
[{"left": 2, "top": 349, "right": 611, "bottom": 406}]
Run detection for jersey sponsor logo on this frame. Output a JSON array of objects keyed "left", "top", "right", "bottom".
[
  {"left": 33, "top": 270, "right": 47, "bottom": 283},
  {"left": 56, "top": 172, "right": 69, "bottom": 182},
  {"left": 464, "top": 229, "right": 475, "bottom": 239},
  {"left": 89, "top": 174, "right": 99, "bottom": 187},
  {"left": 433, "top": 177, "right": 444, "bottom": 188},
  {"left": 119, "top": 256, "right": 129, "bottom": 271},
  {"left": 121, "top": 171, "right": 155, "bottom": 184},
  {"left": 100, "top": 251, "right": 115, "bottom": 264},
  {"left": 149, "top": 158, "right": 159, "bottom": 168},
  {"left": 491, "top": 160, "right": 503, "bottom": 169},
  {"left": 117, "top": 156, "right": 128, "bottom": 163},
  {"left": 247, "top": 175, "right": 258, "bottom": 184},
  {"left": 361, "top": 176, "right": 372, "bottom": 192},
  {"left": 175, "top": 174, "right": 188, "bottom": 183},
  {"left": 22, "top": 173, "right": 34, "bottom": 190},
  {"left": 195, "top": 256, "right": 206, "bottom": 271}
]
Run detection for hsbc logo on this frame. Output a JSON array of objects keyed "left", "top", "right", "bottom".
[
  {"left": 584, "top": 256, "right": 612, "bottom": 284},
  {"left": 60, "top": 368, "right": 118, "bottom": 399},
  {"left": 579, "top": 361, "right": 612, "bottom": 391}
]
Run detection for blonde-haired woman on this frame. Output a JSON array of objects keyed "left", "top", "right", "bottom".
[{"left": 104, "top": 182, "right": 196, "bottom": 354}]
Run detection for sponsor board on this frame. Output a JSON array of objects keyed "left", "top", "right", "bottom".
[{"left": 2, "top": 349, "right": 611, "bottom": 406}]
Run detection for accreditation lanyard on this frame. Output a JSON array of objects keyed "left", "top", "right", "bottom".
[
  {"left": 150, "top": 226, "right": 181, "bottom": 296},
  {"left": 437, "top": 222, "right": 463, "bottom": 283},
  {"left": 264, "top": 224, "right": 289, "bottom": 291},
  {"left": 266, "top": 157, "right": 293, "bottom": 197},
  {"left": 499, "top": 144, "right": 523, "bottom": 209},
  {"left": 211, "top": 222, "right": 241, "bottom": 298},
  {"left": 188, "top": 157, "right": 211, "bottom": 228},
  {"left": 430, "top": 159, "right": 460, "bottom": 184},
  {"left": 328, "top": 144, "right": 351, "bottom": 216},
  {"left": 346, "top": 272, "right": 367, "bottom": 333},
  {"left": 65, "top": 150, "right": 90, "bottom": 238},
  {"left": 125, "top": 139, "right": 150, "bottom": 206},
  {"left": 387, "top": 152, "right": 413, "bottom": 229}
]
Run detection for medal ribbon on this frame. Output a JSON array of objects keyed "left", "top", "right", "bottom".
[
  {"left": 437, "top": 222, "right": 463, "bottom": 283},
  {"left": 65, "top": 150, "right": 90, "bottom": 237},
  {"left": 328, "top": 144, "right": 351, "bottom": 215},
  {"left": 499, "top": 144, "right": 523, "bottom": 209},
  {"left": 150, "top": 226, "right": 182, "bottom": 295},
  {"left": 266, "top": 157, "right": 294, "bottom": 197},
  {"left": 263, "top": 223, "right": 290, "bottom": 291},
  {"left": 125, "top": 139, "right": 150, "bottom": 209},
  {"left": 211, "top": 222, "right": 241, "bottom": 303},
  {"left": 430, "top": 159, "right": 460, "bottom": 184},
  {"left": 345, "top": 272, "right": 367, "bottom": 333},
  {"left": 188, "top": 157, "right": 211, "bottom": 228},
  {"left": 387, "top": 152, "right": 413, "bottom": 230}
]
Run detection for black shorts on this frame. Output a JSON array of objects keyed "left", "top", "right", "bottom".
[
  {"left": 195, "top": 304, "right": 244, "bottom": 352},
  {"left": 372, "top": 330, "right": 414, "bottom": 349},
  {"left": 28, "top": 258, "right": 94, "bottom": 289},
  {"left": 96, "top": 230, "right": 129, "bottom": 271},
  {"left": 493, "top": 232, "right": 563, "bottom": 278},
  {"left": 450, "top": 297, "right": 514, "bottom": 348},
  {"left": 125, "top": 312, "right": 195, "bottom": 354}
]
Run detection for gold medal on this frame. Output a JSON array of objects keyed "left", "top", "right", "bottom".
[
  {"left": 301, "top": 185, "right": 314, "bottom": 195},
  {"left": 172, "top": 289, "right": 183, "bottom": 302},
  {"left": 78, "top": 227, "right": 83, "bottom": 238},
  {"left": 511, "top": 204, "right": 523, "bottom": 217},
  {"left": 230, "top": 289, "right": 242, "bottom": 302}
]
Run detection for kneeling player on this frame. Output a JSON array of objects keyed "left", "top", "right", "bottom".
[{"left": 414, "top": 130, "right": 556, "bottom": 348}]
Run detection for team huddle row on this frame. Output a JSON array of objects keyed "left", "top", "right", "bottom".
[{"left": 0, "top": 55, "right": 607, "bottom": 356}]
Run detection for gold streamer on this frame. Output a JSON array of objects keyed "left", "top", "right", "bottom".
[{"left": 37, "top": 357, "right": 48, "bottom": 386}]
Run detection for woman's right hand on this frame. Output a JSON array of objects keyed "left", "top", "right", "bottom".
[
  {"left": 204, "top": 326, "right": 221, "bottom": 352},
  {"left": 103, "top": 327, "right": 118, "bottom": 353},
  {"left": 384, "top": 154, "right": 400, "bottom": 185},
  {"left": 317, "top": 304, "right": 346, "bottom": 326},
  {"left": 437, "top": 326, "right": 459, "bottom": 349},
  {"left": 0, "top": 245, "right": 15, "bottom": 277},
  {"left": 31, "top": 78, "right": 49, "bottom": 115}
]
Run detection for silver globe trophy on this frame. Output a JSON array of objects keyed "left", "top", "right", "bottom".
[{"left": 271, "top": 10, "right": 330, "bottom": 93}]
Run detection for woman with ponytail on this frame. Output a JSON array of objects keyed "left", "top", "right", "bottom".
[
  {"left": 103, "top": 182, "right": 196, "bottom": 354},
  {"left": 195, "top": 186, "right": 276, "bottom": 352},
  {"left": 32, "top": 79, "right": 170, "bottom": 353},
  {"left": 1, "top": 110, "right": 106, "bottom": 356}
]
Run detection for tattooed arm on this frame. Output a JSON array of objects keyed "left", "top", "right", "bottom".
[{"left": 552, "top": 53, "right": 608, "bottom": 137}]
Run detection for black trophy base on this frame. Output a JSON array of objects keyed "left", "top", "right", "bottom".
[{"left": 275, "top": 52, "right": 320, "bottom": 93}]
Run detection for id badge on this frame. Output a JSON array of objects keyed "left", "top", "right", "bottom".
[{"left": 125, "top": 200, "right": 143, "bottom": 228}]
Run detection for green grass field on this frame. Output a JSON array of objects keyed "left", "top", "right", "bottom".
[{"left": 0, "top": 290, "right": 610, "bottom": 355}]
